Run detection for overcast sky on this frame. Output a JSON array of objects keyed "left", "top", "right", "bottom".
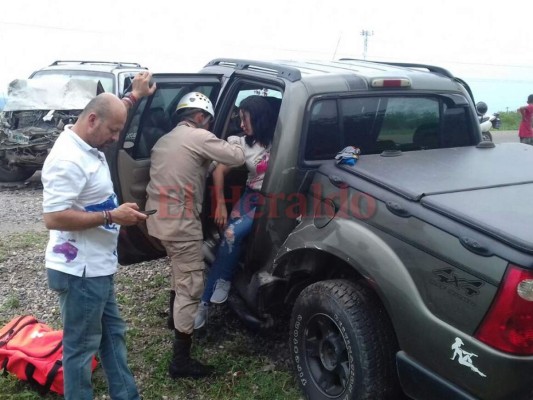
[{"left": 1, "top": 0, "right": 532, "bottom": 113}]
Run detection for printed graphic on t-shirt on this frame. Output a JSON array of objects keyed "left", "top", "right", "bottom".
[
  {"left": 84, "top": 194, "right": 119, "bottom": 230},
  {"left": 52, "top": 240, "right": 78, "bottom": 262},
  {"left": 256, "top": 152, "right": 269, "bottom": 174},
  {"left": 248, "top": 152, "right": 270, "bottom": 189}
]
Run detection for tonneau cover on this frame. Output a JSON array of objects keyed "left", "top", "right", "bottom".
[
  {"left": 337, "top": 143, "right": 533, "bottom": 253},
  {"left": 422, "top": 183, "right": 533, "bottom": 253}
]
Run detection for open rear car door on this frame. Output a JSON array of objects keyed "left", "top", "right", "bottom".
[{"left": 105, "top": 73, "right": 223, "bottom": 265}]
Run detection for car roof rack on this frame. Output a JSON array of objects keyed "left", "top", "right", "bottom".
[
  {"left": 49, "top": 60, "right": 143, "bottom": 68},
  {"left": 339, "top": 58, "right": 455, "bottom": 79},
  {"left": 205, "top": 58, "right": 302, "bottom": 82}
]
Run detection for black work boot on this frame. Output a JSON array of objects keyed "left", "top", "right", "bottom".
[
  {"left": 169, "top": 330, "right": 215, "bottom": 379},
  {"left": 167, "top": 290, "right": 176, "bottom": 330}
]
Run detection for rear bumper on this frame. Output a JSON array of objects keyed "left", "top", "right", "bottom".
[
  {"left": 397, "top": 351, "right": 478, "bottom": 400},
  {"left": 398, "top": 351, "right": 533, "bottom": 400}
]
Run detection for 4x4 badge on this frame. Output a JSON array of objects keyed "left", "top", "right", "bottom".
[
  {"left": 450, "top": 338, "right": 486, "bottom": 377},
  {"left": 433, "top": 268, "right": 484, "bottom": 296}
]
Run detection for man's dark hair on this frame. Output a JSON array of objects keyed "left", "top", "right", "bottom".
[
  {"left": 528, "top": 94, "right": 533, "bottom": 104},
  {"left": 239, "top": 96, "right": 276, "bottom": 148}
]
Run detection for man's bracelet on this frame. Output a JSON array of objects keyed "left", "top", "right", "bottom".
[
  {"left": 106, "top": 210, "right": 113, "bottom": 225},
  {"left": 102, "top": 211, "right": 108, "bottom": 226},
  {"left": 122, "top": 93, "right": 138, "bottom": 108}
]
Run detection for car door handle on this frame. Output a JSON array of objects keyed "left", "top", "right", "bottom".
[
  {"left": 386, "top": 201, "right": 411, "bottom": 218},
  {"left": 328, "top": 175, "right": 348, "bottom": 189},
  {"left": 460, "top": 237, "right": 492, "bottom": 257}
]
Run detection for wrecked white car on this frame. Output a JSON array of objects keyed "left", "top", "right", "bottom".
[
  {"left": 0, "top": 60, "right": 147, "bottom": 182},
  {"left": 0, "top": 78, "right": 98, "bottom": 182}
]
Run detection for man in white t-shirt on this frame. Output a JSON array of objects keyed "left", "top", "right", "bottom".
[{"left": 42, "top": 72, "right": 156, "bottom": 400}]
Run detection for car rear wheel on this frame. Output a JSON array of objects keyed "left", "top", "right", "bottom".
[{"left": 289, "top": 279, "right": 401, "bottom": 400}]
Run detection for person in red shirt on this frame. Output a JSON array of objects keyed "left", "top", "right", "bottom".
[{"left": 517, "top": 94, "right": 533, "bottom": 145}]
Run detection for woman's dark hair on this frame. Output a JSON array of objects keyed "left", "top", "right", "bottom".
[{"left": 239, "top": 95, "right": 276, "bottom": 147}]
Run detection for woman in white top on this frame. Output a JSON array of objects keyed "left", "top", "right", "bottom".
[{"left": 195, "top": 95, "right": 276, "bottom": 328}]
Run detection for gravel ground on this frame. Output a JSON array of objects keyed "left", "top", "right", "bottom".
[
  {"left": 0, "top": 175, "right": 294, "bottom": 399},
  {"left": 0, "top": 175, "right": 46, "bottom": 234},
  {"left": 0, "top": 175, "right": 59, "bottom": 324}
]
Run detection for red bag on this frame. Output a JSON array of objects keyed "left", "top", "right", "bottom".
[{"left": 0, "top": 315, "right": 98, "bottom": 395}]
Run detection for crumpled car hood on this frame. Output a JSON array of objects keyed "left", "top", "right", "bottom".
[{"left": 3, "top": 78, "right": 98, "bottom": 111}]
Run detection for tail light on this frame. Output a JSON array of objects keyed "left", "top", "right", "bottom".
[
  {"left": 475, "top": 264, "right": 533, "bottom": 355},
  {"left": 371, "top": 78, "right": 411, "bottom": 88}
]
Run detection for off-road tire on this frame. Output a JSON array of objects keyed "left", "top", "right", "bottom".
[{"left": 289, "top": 279, "right": 401, "bottom": 400}]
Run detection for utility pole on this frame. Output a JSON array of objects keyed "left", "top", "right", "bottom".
[{"left": 360, "top": 30, "right": 374, "bottom": 60}]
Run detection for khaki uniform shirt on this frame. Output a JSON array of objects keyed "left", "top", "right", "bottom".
[{"left": 145, "top": 121, "right": 244, "bottom": 241}]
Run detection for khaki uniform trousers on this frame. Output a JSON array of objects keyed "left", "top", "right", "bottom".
[{"left": 161, "top": 240, "right": 205, "bottom": 334}]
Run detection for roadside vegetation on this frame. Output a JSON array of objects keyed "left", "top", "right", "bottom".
[
  {"left": 497, "top": 111, "right": 521, "bottom": 130},
  {"left": 0, "top": 231, "right": 302, "bottom": 400}
]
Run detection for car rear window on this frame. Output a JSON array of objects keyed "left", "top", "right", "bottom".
[{"left": 304, "top": 95, "right": 474, "bottom": 161}]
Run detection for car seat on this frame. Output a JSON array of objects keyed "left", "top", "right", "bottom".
[{"left": 413, "top": 123, "right": 439, "bottom": 149}]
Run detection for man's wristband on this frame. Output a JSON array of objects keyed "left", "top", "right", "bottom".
[
  {"left": 122, "top": 92, "right": 138, "bottom": 108},
  {"left": 106, "top": 210, "right": 113, "bottom": 225},
  {"left": 101, "top": 210, "right": 114, "bottom": 226}
]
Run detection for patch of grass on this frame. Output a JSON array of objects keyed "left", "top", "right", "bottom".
[
  {"left": 2, "top": 294, "right": 20, "bottom": 310},
  {"left": 0, "top": 231, "right": 48, "bottom": 263},
  {"left": 0, "top": 257, "right": 302, "bottom": 400},
  {"left": 0, "top": 374, "right": 65, "bottom": 399},
  {"left": 122, "top": 337, "right": 300, "bottom": 400},
  {"left": 119, "top": 263, "right": 302, "bottom": 400},
  {"left": 116, "top": 267, "right": 301, "bottom": 399}
]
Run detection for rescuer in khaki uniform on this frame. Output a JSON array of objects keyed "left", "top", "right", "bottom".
[{"left": 145, "top": 92, "right": 244, "bottom": 378}]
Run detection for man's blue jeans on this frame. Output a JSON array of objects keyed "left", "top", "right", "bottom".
[
  {"left": 201, "top": 189, "right": 261, "bottom": 303},
  {"left": 47, "top": 269, "right": 139, "bottom": 400}
]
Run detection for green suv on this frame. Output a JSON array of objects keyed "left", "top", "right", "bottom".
[{"left": 109, "top": 58, "right": 533, "bottom": 400}]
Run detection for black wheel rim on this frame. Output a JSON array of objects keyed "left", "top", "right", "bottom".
[{"left": 304, "top": 313, "right": 351, "bottom": 397}]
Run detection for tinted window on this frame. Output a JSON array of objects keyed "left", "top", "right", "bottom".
[
  {"left": 305, "top": 99, "right": 341, "bottom": 160},
  {"left": 304, "top": 96, "right": 472, "bottom": 161},
  {"left": 125, "top": 84, "right": 217, "bottom": 160}
]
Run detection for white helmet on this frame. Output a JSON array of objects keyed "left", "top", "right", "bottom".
[{"left": 176, "top": 92, "right": 215, "bottom": 118}]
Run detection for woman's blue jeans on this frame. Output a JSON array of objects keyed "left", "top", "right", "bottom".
[
  {"left": 47, "top": 269, "right": 139, "bottom": 400},
  {"left": 201, "top": 189, "right": 261, "bottom": 303}
]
